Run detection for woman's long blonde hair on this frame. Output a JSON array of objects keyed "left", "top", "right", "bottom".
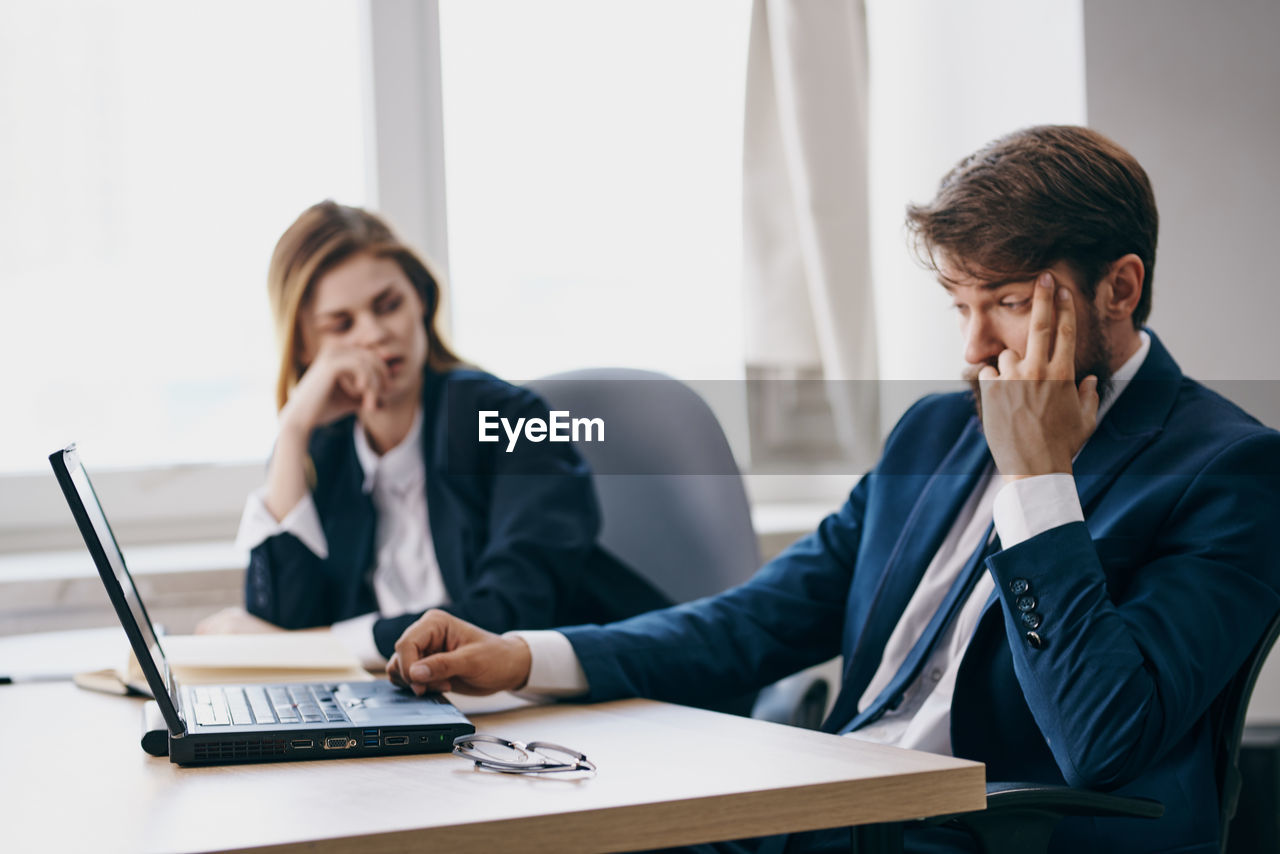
[{"left": 266, "top": 201, "right": 462, "bottom": 411}]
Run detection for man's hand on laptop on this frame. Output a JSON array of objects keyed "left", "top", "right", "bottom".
[{"left": 387, "top": 610, "right": 532, "bottom": 696}]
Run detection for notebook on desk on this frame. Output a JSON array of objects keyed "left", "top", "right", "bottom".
[{"left": 49, "top": 444, "right": 474, "bottom": 766}]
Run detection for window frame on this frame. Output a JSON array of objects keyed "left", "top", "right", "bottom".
[
  {"left": 0, "top": 0, "right": 452, "bottom": 556},
  {"left": 0, "top": 0, "right": 852, "bottom": 561}
]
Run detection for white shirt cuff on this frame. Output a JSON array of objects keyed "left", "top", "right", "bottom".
[
  {"left": 505, "top": 630, "right": 589, "bottom": 698},
  {"left": 234, "top": 487, "right": 329, "bottom": 559},
  {"left": 330, "top": 612, "right": 385, "bottom": 669},
  {"left": 992, "top": 474, "right": 1084, "bottom": 548}
]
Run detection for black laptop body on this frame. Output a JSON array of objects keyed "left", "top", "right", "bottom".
[{"left": 50, "top": 444, "right": 474, "bottom": 766}]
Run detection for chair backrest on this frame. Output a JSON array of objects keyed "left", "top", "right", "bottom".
[
  {"left": 525, "top": 369, "right": 760, "bottom": 604},
  {"left": 1213, "top": 607, "right": 1280, "bottom": 853}
]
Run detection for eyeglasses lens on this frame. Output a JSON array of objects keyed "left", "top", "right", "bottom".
[{"left": 465, "top": 740, "right": 528, "bottom": 765}]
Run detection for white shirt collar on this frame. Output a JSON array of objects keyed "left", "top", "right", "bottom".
[
  {"left": 1096, "top": 329, "right": 1151, "bottom": 425},
  {"left": 353, "top": 406, "right": 425, "bottom": 496}
]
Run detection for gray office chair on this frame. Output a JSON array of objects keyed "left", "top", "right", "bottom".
[
  {"left": 526, "top": 368, "right": 829, "bottom": 726},
  {"left": 527, "top": 368, "right": 759, "bottom": 603}
]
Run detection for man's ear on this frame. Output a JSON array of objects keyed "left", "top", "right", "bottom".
[{"left": 1097, "top": 254, "right": 1144, "bottom": 323}]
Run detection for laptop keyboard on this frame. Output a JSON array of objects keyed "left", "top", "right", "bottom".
[{"left": 191, "top": 685, "right": 349, "bottom": 728}]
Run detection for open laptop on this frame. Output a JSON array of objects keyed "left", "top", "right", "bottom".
[{"left": 49, "top": 444, "right": 474, "bottom": 766}]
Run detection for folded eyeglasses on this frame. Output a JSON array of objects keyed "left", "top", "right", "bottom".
[{"left": 452, "top": 733, "right": 597, "bottom": 775}]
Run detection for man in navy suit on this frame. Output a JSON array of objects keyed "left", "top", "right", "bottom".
[{"left": 385, "top": 126, "right": 1280, "bottom": 853}]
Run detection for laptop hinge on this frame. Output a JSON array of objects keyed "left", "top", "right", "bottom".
[{"left": 165, "top": 661, "right": 188, "bottom": 735}]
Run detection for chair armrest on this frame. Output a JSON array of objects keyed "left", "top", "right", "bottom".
[
  {"left": 751, "top": 671, "right": 830, "bottom": 730},
  {"left": 982, "top": 781, "right": 1164, "bottom": 818},
  {"left": 917, "top": 782, "right": 1163, "bottom": 854}
]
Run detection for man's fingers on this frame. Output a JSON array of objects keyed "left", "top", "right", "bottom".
[
  {"left": 996, "top": 348, "right": 1018, "bottom": 377},
  {"left": 1024, "top": 272, "right": 1056, "bottom": 366},
  {"left": 407, "top": 650, "right": 466, "bottom": 693},
  {"left": 1078, "top": 375, "right": 1100, "bottom": 423},
  {"left": 392, "top": 613, "right": 449, "bottom": 686},
  {"left": 386, "top": 653, "right": 405, "bottom": 686},
  {"left": 408, "top": 651, "right": 444, "bottom": 682},
  {"left": 1050, "top": 285, "right": 1077, "bottom": 378}
]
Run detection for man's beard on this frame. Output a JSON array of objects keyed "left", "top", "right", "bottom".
[{"left": 965, "top": 303, "right": 1115, "bottom": 424}]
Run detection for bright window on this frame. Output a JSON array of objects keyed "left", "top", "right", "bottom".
[
  {"left": 0, "top": 0, "right": 369, "bottom": 475},
  {"left": 438, "top": 0, "right": 751, "bottom": 382}
]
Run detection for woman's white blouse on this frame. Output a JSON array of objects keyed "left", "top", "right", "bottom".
[{"left": 235, "top": 408, "right": 447, "bottom": 667}]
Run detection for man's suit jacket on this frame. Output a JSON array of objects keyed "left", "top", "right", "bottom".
[
  {"left": 245, "top": 367, "right": 670, "bottom": 658},
  {"left": 560, "top": 331, "right": 1280, "bottom": 853}
]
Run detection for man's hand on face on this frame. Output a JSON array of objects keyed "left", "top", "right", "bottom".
[
  {"left": 386, "top": 610, "right": 533, "bottom": 696},
  {"left": 977, "top": 271, "right": 1100, "bottom": 483}
]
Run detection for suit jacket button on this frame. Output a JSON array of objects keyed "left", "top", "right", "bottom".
[
  {"left": 1016, "top": 594, "right": 1037, "bottom": 612},
  {"left": 1020, "top": 610, "right": 1043, "bottom": 630},
  {"left": 1010, "top": 578, "right": 1030, "bottom": 595},
  {"left": 1025, "top": 631, "right": 1045, "bottom": 649}
]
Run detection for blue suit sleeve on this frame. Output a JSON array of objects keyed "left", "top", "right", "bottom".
[
  {"left": 986, "top": 431, "right": 1280, "bottom": 789},
  {"left": 560, "top": 479, "right": 865, "bottom": 708}
]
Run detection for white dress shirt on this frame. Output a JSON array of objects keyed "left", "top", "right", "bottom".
[
  {"left": 235, "top": 407, "right": 449, "bottom": 667},
  {"left": 514, "top": 332, "right": 1153, "bottom": 749},
  {"left": 847, "top": 331, "right": 1150, "bottom": 752}
]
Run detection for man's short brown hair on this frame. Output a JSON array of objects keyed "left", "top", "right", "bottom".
[{"left": 905, "top": 125, "right": 1158, "bottom": 328}]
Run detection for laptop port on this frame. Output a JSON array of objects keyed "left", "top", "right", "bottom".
[
  {"left": 363, "top": 737, "right": 379, "bottom": 748},
  {"left": 323, "top": 735, "right": 356, "bottom": 750},
  {"left": 290, "top": 739, "right": 314, "bottom": 750},
  {"left": 384, "top": 735, "right": 409, "bottom": 746}
]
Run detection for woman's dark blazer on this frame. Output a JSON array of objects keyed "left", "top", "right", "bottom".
[{"left": 245, "top": 367, "right": 670, "bottom": 658}]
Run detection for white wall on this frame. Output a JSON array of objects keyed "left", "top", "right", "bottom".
[
  {"left": 866, "top": 0, "right": 1280, "bottom": 722},
  {"left": 1083, "top": 0, "right": 1280, "bottom": 722},
  {"left": 866, "top": 0, "right": 1086, "bottom": 433}
]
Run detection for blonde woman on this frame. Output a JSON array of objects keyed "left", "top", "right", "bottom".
[{"left": 198, "top": 201, "right": 667, "bottom": 665}]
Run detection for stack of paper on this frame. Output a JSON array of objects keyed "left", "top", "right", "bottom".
[
  {"left": 156, "top": 634, "right": 373, "bottom": 686},
  {"left": 76, "top": 632, "right": 373, "bottom": 697}
]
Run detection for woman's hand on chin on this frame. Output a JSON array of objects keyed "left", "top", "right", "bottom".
[{"left": 280, "top": 345, "right": 390, "bottom": 436}]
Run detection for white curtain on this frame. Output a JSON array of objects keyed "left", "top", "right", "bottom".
[{"left": 742, "top": 0, "right": 878, "bottom": 466}]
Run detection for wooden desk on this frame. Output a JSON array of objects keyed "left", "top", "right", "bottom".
[{"left": 0, "top": 682, "right": 984, "bottom": 853}]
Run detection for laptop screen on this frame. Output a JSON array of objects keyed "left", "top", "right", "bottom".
[{"left": 49, "top": 445, "right": 184, "bottom": 732}]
